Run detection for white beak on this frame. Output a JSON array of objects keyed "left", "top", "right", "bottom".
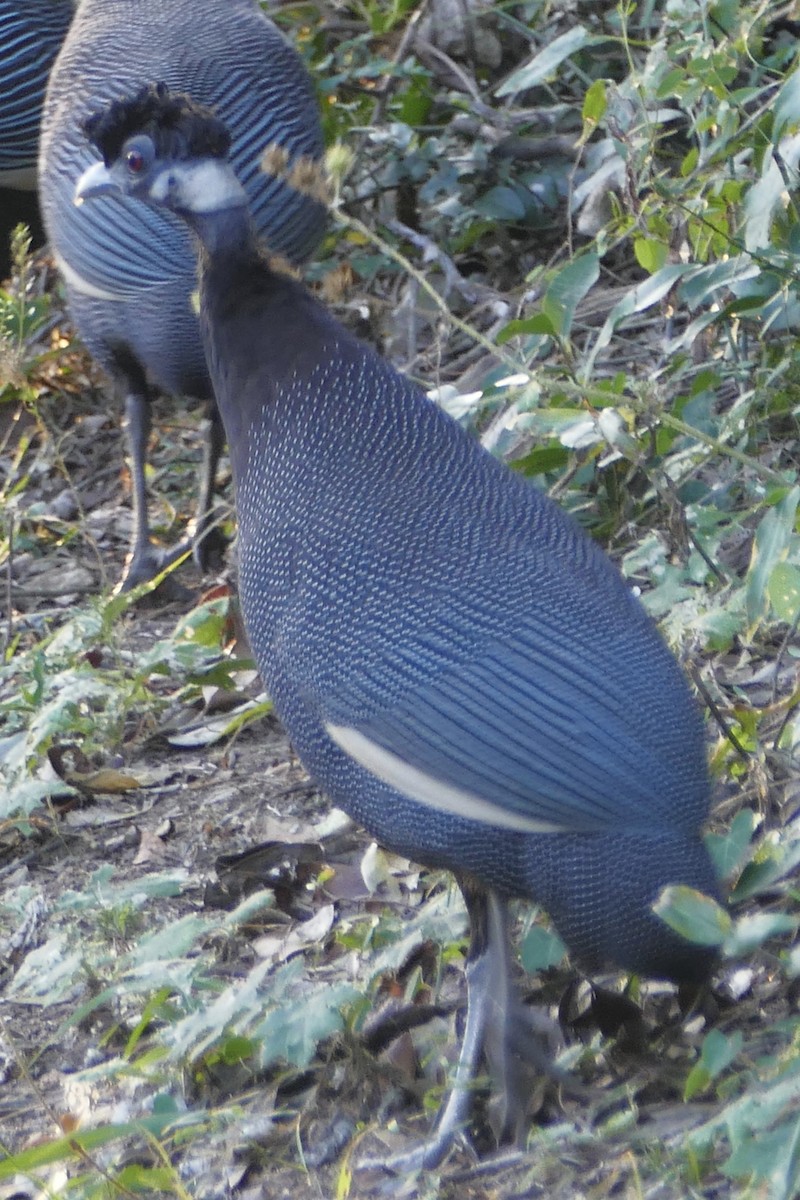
[{"left": 74, "top": 160, "right": 118, "bottom": 205}]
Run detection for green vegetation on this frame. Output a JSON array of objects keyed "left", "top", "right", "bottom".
[{"left": 2, "top": 0, "right": 800, "bottom": 1195}]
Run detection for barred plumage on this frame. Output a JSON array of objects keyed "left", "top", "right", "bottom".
[
  {"left": 40, "top": 0, "right": 326, "bottom": 590},
  {"left": 0, "top": 0, "right": 73, "bottom": 278}
]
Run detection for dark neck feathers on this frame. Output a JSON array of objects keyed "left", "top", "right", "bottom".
[
  {"left": 195, "top": 215, "right": 338, "bottom": 468},
  {"left": 188, "top": 202, "right": 253, "bottom": 259}
]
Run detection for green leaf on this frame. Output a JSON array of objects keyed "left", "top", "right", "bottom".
[
  {"left": 732, "top": 830, "right": 800, "bottom": 901},
  {"left": 59, "top": 866, "right": 189, "bottom": 911},
  {"left": 473, "top": 185, "right": 527, "bottom": 221},
  {"left": 217, "top": 1034, "right": 257, "bottom": 1065},
  {"left": 125, "top": 987, "right": 175, "bottom": 1058},
  {"left": 336, "top": 1160, "right": 353, "bottom": 1200},
  {"left": 129, "top": 914, "right": 210, "bottom": 966},
  {"left": 773, "top": 71, "right": 800, "bottom": 141},
  {"left": 633, "top": 238, "right": 668, "bottom": 273},
  {"left": 8, "top": 933, "right": 83, "bottom": 1005},
  {"left": 768, "top": 562, "right": 800, "bottom": 624},
  {"left": 117, "top": 1165, "right": 177, "bottom": 1190},
  {"left": 496, "top": 28, "right": 605, "bottom": 96},
  {"left": 743, "top": 157, "right": 786, "bottom": 251},
  {"left": 399, "top": 77, "right": 432, "bottom": 127},
  {"left": 497, "top": 312, "right": 556, "bottom": 342},
  {"left": 684, "top": 1029, "right": 743, "bottom": 1100},
  {"left": 582, "top": 78, "right": 607, "bottom": 127},
  {"left": 679, "top": 255, "right": 761, "bottom": 311},
  {"left": 221, "top": 889, "right": 275, "bottom": 928},
  {"left": 690, "top": 1073, "right": 800, "bottom": 1194},
  {"left": 510, "top": 444, "right": 571, "bottom": 476},
  {"left": 253, "top": 966, "right": 357, "bottom": 1068},
  {"left": 723, "top": 911, "right": 799, "bottom": 958},
  {"left": 724, "top": 1119, "right": 800, "bottom": 1197},
  {"left": 653, "top": 884, "right": 731, "bottom": 947},
  {"left": 0, "top": 1113, "right": 198, "bottom": 1181},
  {"left": 586, "top": 265, "right": 689, "bottom": 372},
  {"left": 705, "top": 809, "right": 757, "bottom": 882},
  {"left": 745, "top": 487, "right": 800, "bottom": 628},
  {"left": 541, "top": 252, "right": 600, "bottom": 336},
  {"left": 520, "top": 924, "right": 566, "bottom": 972},
  {"left": 681, "top": 146, "right": 699, "bottom": 176}
]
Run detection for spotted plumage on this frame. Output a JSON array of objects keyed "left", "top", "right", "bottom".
[{"left": 76, "top": 85, "right": 721, "bottom": 1166}]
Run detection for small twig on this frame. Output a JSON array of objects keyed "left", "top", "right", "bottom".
[
  {"left": 771, "top": 688, "right": 800, "bottom": 754},
  {"left": 443, "top": 1148, "right": 528, "bottom": 1182},
  {"left": 560, "top": 380, "right": 788, "bottom": 489},
  {"left": 413, "top": 36, "right": 484, "bottom": 102},
  {"left": 3, "top": 512, "right": 13, "bottom": 654},
  {"left": 386, "top": 218, "right": 479, "bottom": 303},
  {"left": 686, "top": 523, "right": 727, "bottom": 585},
  {"left": 369, "top": 0, "right": 430, "bottom": 129},
  {"left": 771, "top": 606, "right": 800, "bottom": 708},
  {"left": 652, "top": 410, "right": 788, "bottom": 488},
  {"left": 770, "top": 600, "right": 800, "bottom": 751},
  {"left": 688, "top": 664, "right": 751, "bottom": 762},
  {"left": 144, "top": 1131, "right": 194, "bottom": 1200},
  {"left": 331, "top": 208, "right": 524, "bottom": 372},
  {"left": 0, "top": 1014, "right": 134, "bottom": 1199}
]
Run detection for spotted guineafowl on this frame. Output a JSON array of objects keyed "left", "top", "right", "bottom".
[
  {"left": 40, "top": 0, "right": 326, "bottom": 590},
  {"left": 0, "top": 0, "right": 73, "bottom": 280},
  {"left": 76, "top": 84, "right": 720, "bottom": 1166}
]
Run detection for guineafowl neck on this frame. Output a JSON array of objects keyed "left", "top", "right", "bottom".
[
  {"left": 189, "top": 204, "right": 253, "bottom": 260},
  {"left": 197, "top": 237, "right": 340, "bottom": 481}
]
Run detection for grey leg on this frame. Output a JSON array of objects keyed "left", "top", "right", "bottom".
[
  {"left": 119, "top": 385, "right": 191, "bottom": 597},
  {"left": 190, "top": 400, "right": 227, "bottom": 571},
  {"left": 361, "top": 882, "right": 526, "bottom": 1174},
  {"left": 121, "top": 385, "right": 159, "bottom": 589}
]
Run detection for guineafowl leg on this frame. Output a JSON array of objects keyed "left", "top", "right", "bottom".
[
  {"left": 478, "top": 888, "right": 532, "bottom": 1146},
  {"left": 189, "top": 400, "right": 227, "bottom": 572},
  {"left": 119, "top": 385, "right": 190, "bottom": 597},
  {"left": 426, "top": 883, "right": 529, "bottom": 1157},
  {"left": 120, "top": 385, "right": 159, "bottom": 589},
  {"left": 364, "top": 881, "right": 526, "bottom": 1173}
]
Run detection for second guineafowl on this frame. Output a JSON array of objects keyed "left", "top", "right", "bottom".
[
  {"left": 76, "top": 85, "right": 721, "bottom": 1166},
  {"left": 40, "top": 0, "right": 326, "bottom": 591}
]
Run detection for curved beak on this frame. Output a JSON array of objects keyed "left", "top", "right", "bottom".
[{"left": 74, "top": 160, "right": 118, "bottom": 205}]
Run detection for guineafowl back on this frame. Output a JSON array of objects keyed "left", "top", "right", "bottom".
[
  {"left": 39, "top": 0, "right": 325, "bottom": 398},
  {"left": 197, "top": 252, "right": 718, "bottom": 985},
  {"left": 0, "top": 0, "right": 73, "bottom": 186}
]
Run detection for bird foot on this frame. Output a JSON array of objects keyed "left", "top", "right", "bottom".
[
  {"left": 357, "top": 1042, "right": 479, "bottom": 1176},
  {"left": 361, "top": 894, "right": 579, "bottom": 1182},
  {"left": 356, "top": 1125, "right": 471, "bottom": 1178},
  {"left": 190, "top": 518, "right": 228, "bottom": 573},
  {"left": 118, "top": 543, "right": 194, "bottom": 602}
]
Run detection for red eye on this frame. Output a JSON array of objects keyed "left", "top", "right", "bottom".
[{"left": 125, "top": 148, "right": 145, "bottom": 173}]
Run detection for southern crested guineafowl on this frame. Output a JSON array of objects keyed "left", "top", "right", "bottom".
[
  {"left": 0, "top": 0, "right": 73, "bottom": 280},
  {"left": 76, "top": 85, "right": 721, "bottom": 1166},
  {"left": 40, "top": 0, "right": 326, "bottom": 592}
]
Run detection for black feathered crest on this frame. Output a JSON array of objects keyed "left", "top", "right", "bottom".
[{"left": 84, "top": 83, "right": 231, "bottom": 167}]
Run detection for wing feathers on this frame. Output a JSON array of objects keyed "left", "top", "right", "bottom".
[{"left": 326, "top": 722, "right": 568, "bottom": 833}]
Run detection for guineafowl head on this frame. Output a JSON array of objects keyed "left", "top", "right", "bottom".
[{"left": 75, "top": 83, "right": 241, "bottom": 215}]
